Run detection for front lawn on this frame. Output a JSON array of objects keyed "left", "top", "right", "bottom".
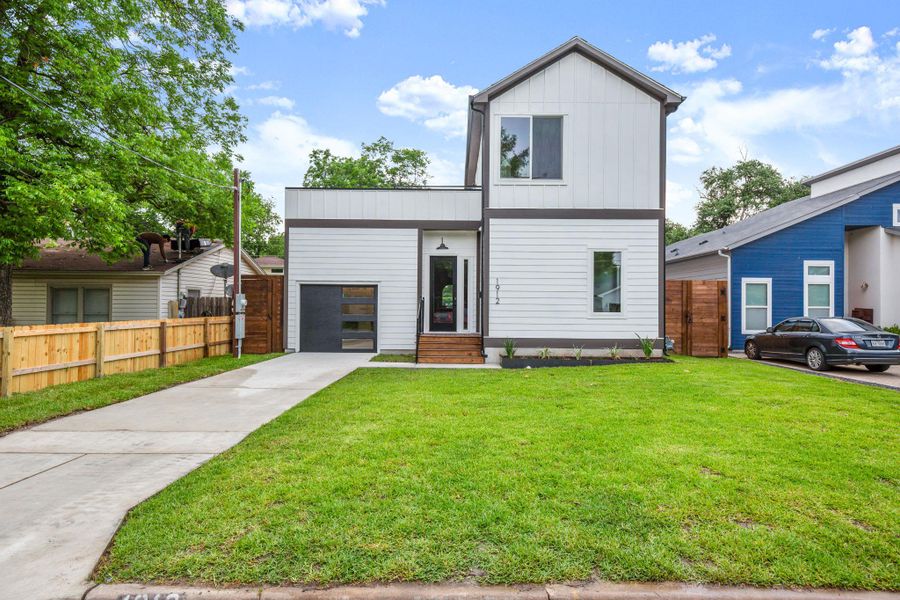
[
  {"left": 97, "top": 358, "right": 899, "bottom": 589},
  {"left": 0, "top": 353, "right": 283, "bottom": 434}
]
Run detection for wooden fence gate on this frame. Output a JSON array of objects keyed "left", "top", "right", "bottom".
[
  {"left": 666, "top": 280, "right": 728, "bottom": 357},
  {"left": 242, "top": 275, "right": 284, "bottom": 354}
]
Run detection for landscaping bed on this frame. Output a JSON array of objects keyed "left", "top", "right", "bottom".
[
  {"left": 500, "top": 356, "right": 671, "bottom": 368},
  {"left": 0, "top": 353, "right": 283, "bottom": 434},
  {"left": 97, "top": 357, "right": 900, "bottom": 590}
]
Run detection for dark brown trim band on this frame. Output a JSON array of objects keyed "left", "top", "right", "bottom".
[
  {"left": 483, "top": 337, "right": 663, "bottom": 350},
  {"left": 284, "top": 219, "right": 481, "bottom": 230},
  {"left": 484, "top": 208, "right": 663, "bottom": 220}
]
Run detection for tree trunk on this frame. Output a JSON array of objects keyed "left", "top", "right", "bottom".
[{"left": 0, "top": 265, "right": 12, "bottom": 326}]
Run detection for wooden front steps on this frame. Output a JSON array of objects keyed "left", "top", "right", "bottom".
[{"left": 417, "top": 334, "right": 484, "bottom": 364}]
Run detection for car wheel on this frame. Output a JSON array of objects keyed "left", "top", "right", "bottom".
[
  {"left": 745, "top": 340, "right": 761, "bottom": 360},
  {"left": 806, "top": 347, "right": 829, "bottom": 371},
  {"left": 865, "top": 365, "right": 890, "bottom": 373}
]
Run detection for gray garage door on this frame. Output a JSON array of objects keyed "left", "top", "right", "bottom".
[{"left": 299, "top": 285, "right": 377, "bottom": 352}]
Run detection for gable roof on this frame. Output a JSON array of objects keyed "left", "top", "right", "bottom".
[
  {"left": 803, "top": 144, "right": 900, "bottom": 185},
  {"left": 666, "top": 172, "right": 900, "bottom": 263},
  {"left": 17, "top": 240, "right": 263, "bottom": 276},
  {"left": 471, "top": 37, "right": 685, "bottom": 109}
]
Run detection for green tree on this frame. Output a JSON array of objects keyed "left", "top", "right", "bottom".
[
  {"left": 239, "top": 173, "right": 282, "bottom": 258},
  {"left": 303, "top": 137, "right": 429, "bottom": 188},
  {"left": 693, "top": 158, "right": 808, "bottom": 234},
  {"left": 665, "top": 219, "right": 694, "bottom": 246},
  {"left": 0, "top": 1, "right": 245, "bottom": 324}
]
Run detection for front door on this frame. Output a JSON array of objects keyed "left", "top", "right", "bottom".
[{"left": 430, "top": 255, "right": 456, "bottom": 332}]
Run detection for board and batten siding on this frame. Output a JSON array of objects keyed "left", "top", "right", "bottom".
[
  {"left": 487, "top": 218, "right": 659, "bottom": 339},
  {"left": 158, "top": 246, "right": 257, "bottom": 317},
  {"left": 11, "top": 275, "right": 161, "bottom": 325},
  {"left": 285, "top": 188, "right": 481, "bottom": 221},
  {"left": 286, "top": 227, "right": 418, "bottom": 352},
  {"left": 488, "top": 52, "right": 661, "bottom": 210},
  {"left": 666, "top": 253, "right": 728, "bottom": 281}
]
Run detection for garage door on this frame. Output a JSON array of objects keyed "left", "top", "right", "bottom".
[{"left": 299, "top": 285, "right": 377, "bottom": 352}]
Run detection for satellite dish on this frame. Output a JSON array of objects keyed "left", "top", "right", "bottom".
[{"left": 210, "top": 263, "right": 234, "bottom": 279}]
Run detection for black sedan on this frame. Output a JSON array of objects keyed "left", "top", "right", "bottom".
[{"left": 744, "top": 317, "right": 900, "bottom": 372}]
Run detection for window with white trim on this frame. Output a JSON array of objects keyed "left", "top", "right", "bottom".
[
  {"left": 804, "top": 260, "right": 834, "bottom": 318},
  {"left": 49, "top": 287, "right": 110, "bottom": 324},
  {"left": 741, "top": 278, "right": 771, "bottom": 334},
  {"left": 893, "top": 203, "right": 900, "bottom": 227},
  {"left": 499, "top": 116, "right": 562, "bottom": 180},
  {"left": 592, "top": 251, "right": 622, "bottom": 313}
]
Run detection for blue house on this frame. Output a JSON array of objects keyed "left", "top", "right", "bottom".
[{"left": 666, "top": 146, "right": 900, "bottom": 351}]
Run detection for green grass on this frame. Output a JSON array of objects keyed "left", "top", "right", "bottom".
[
  {"left": 97, "top": 358, "right": 899, "bottom": 589},
  {"left": 369, "top": 353, "right": 416, "bottom": 363},
  {"left": 0, "top": 353, "right": 283, "bottom": 434}
]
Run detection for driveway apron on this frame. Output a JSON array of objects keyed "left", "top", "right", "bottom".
[{"left": 0, "top": 352, "right": 370, "bottom": 600}]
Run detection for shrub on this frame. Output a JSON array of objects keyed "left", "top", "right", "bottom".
[
  {"left": 538, "top": 347, "right": 552, "bottom": 360},
  {"left": 883, "top": 324, "right": 900, "bottom": 335},
  {"left": 503, "top": 338, "right": 517, "bottom": 358},
  {"left": 635, "top": 333, "right": 655, "bottom": 359}
]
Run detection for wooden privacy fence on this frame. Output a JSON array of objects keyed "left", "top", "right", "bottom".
[
  {"left": 0, "top": 316, "right": 232, "bottom": 397},
  {"left": 666, "top": 280, "right": 728, "bottom": 358}
]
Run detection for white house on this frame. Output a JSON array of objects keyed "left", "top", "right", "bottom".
[
  {"left": 12, "top": 240, "right": 262, "bottom": 325},
  {"left": 284, "top": 38, "right": 684, "bottom": 363}
]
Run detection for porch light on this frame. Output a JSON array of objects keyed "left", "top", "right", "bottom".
[{"left": 436, "top": 237, "right": 448, "bottom": 250}]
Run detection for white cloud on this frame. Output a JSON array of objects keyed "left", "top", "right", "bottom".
[
  {"left": 257, "top": 95, "right": 296, "bottom": 109},
  {"left": 884, "top": 27, "right": 900, "bottom": 38},
  {"left": 229, "top": 65, "right": 251, "bottom": 76},
  {"left": 247, "top": 80, "right": 280, "bottom": 91},
  {"left": 820, "top": 26, "right": 879, "bottom": 72},
  {"left": 237, "top": 112, "right": 358, "bottom": 216},
  {"left": 666, "top": 179, "right": 695, "bottom": 209},
  {"left": 647, "top": 34, "right": 732, "bottom": 73},
  {"left": 377, "top": 75, "right": 478, "bottom": 138},
  {"left": 426, "top": 156, "right": 464, "bottom": 186},
  {"left": 812, "top": 28, "right": 834, "bottom": 41},
  {"left": 669, "top": 137, "right": 704, "bottom": 164},
  {"left": 226, "top": 0, "right": 383, "bottom": 36}
]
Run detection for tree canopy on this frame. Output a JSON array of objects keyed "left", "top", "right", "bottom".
[
  {"left": 0, "top": 1, "right": 273, "bottom": 323},
  {"left": 303, "top": 137, "right": 429, "bottom": 188}
]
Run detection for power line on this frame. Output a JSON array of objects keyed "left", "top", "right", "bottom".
[{"left": 0, "top": 72, "right": 236, "bottom": 191}]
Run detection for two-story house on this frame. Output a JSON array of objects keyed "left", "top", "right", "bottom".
[{"left": 283, "top": 37, "right": 684, "bottom": 363}]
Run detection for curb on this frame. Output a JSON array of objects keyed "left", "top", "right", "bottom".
[{"left": 85, "top": 582, "right": 899, "bottom": 600}]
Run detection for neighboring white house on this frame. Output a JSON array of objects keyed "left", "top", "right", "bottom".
[
  {"left": 11, "top": 240, "right": 262, "bottom": 325},
  {"left": 284, "top": 37, "right": 684, "bottom": 362},
  {"left": 255, "top": 255, "right": 284, "bottom": 276}
]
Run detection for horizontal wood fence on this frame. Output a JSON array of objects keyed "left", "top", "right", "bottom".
[{"left": 0, "top": 316, "right": 232, "bottom": 397}]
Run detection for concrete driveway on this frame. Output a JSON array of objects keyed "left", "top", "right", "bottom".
[
  {"left": 0, "top": 352, "right": 371, "bottom": 600},
  {"left": 730, "top": 353, "right": 900, "bottom": 390}
]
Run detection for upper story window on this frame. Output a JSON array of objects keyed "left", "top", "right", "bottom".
[{"left": 499, "top": 116, "right": 562, "bottom": 180}]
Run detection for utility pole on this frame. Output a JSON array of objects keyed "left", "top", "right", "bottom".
[{"left": 232, "top": 168, "right": 243, "bottom": 358}]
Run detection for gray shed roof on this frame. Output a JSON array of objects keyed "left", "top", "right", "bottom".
[{"left": 666, "top": 172, "right": 900, "bottom": 263}]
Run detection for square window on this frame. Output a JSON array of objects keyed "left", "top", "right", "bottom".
[
  {"left": 499, "top": 115, "right": 562, "bottom": 181},
  {"left": 592, "top": 251, "right": 622, "bottom": 313}
]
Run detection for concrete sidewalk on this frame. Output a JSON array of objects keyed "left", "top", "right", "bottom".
[{"left": 0, "top": 352, "right": 371, "bottom": 600}]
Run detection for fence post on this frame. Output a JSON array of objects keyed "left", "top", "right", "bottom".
[
  {"left": 95, "top": 323, "right": 106, "bottom": 378},
  {"left": 0, "top": 328, "right": 12, "bottom": 398},
  {"left": 159, "top": 321, "right": 168, "bottom": 368},
  {"left": 203, "top": 317, "right": 210, "bottom": 358}
]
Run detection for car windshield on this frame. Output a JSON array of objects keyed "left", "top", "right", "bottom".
[{"left": 819, "top": 318, "right": 878, "bottom": 333}]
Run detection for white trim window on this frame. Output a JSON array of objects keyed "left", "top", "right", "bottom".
[
  {"left": 499, "top": 115, "right": 563, "bottom": 181},
  {"left": 893, "top": 203, "right": 900, "bottom": 227},
  {"left": 741, "top": 278, "right": 772, "bottom": 334},
  {"left": 590, "top": 250, "right": 623, "bottom": 314},
  {"left": 804, "top": 260, "right": 835, "bottom": 318}
]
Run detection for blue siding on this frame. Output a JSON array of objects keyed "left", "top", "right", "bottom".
[{"left": 729, "top": 181, "right": 900, "bottom": 349}]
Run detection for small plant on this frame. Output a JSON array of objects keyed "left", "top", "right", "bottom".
[
  {"left": 538, "top": 347, "right": 552, "bottom": 360},
  {"left": 503, "top": 338, "right": 517, "bottom": 358},
  {"left": 572, "top": 345, "right": 583, "bottom": 360},
  {"left": 884, "top": 324, "right": 900, "bottom": 335},
  {"left": 635, "top": 333, "right": 654, "bottom": 359},
  {"left": 609, "top": 345, "right": 621, "bottom": 360}
]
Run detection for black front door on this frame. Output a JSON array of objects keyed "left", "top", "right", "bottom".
[
  {"left": 430, "top": 256, "right": 456, "bottom": 332},
  {"left": 299, "top": 284, "right": 377, "bottom": 352}
]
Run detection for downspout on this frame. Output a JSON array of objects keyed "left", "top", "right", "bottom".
[
  {"left": 718, "top": 248, "right": 731, "bottom": 350},
  {"left": 469, "top": 98, "right": 487, "bottom": 354}
]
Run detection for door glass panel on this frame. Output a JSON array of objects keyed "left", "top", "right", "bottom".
[
  {"left": 592, "top": 251, "right": 622, "bottom": 313},
  {"left": 745, "top": 307, "right": 768, "bottom": 331},
  {"left": 50, "top": 288, "right": 78, "bottom": 324},
  {"left": 342, "top": 321, "right": 374, "bottom": 332},
  {"left": 430, "top": 256, "right": 456, "bottom": 331},
  {"left": 342, "top": 304, "right": 375, "bottom": 315},
  {"left": 82, "top": 288, "right": 110, "bottom": 322},
  {"left": 499, "top": 117, "right": 530, "bottom": 178},
  {"left": 342, "top": 287, "right": 374, "bottom": 298},
  {"left": 342, "top": 338, "right": 374, "bottom": 350}
]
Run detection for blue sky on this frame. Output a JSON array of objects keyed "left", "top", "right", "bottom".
[{"left": 226, "top": 0, "right": 900, "bottom": 225}]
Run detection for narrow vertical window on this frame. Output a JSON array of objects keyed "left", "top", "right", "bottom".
[
  {"left": 592, "top": 251, "right": 622, "bottom": 313},
  {"left": 499, "top": 117, "right": 530, "bottom": 178},
  {"left": 804, "top": 261, "right": 834, "bottom": 318},
  {"left": 532, "top": 116, "right": 562, "bottom": 179},
  {"left": 463, "top": 259, "right": 469, "bottom": 330},
  {"left": 742, "top": 278, "right": 771, "bottom": 334}
]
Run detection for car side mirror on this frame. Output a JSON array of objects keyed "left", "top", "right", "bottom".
[{"left": 765, "top": 327, "right": 774, "bottom": 333}]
